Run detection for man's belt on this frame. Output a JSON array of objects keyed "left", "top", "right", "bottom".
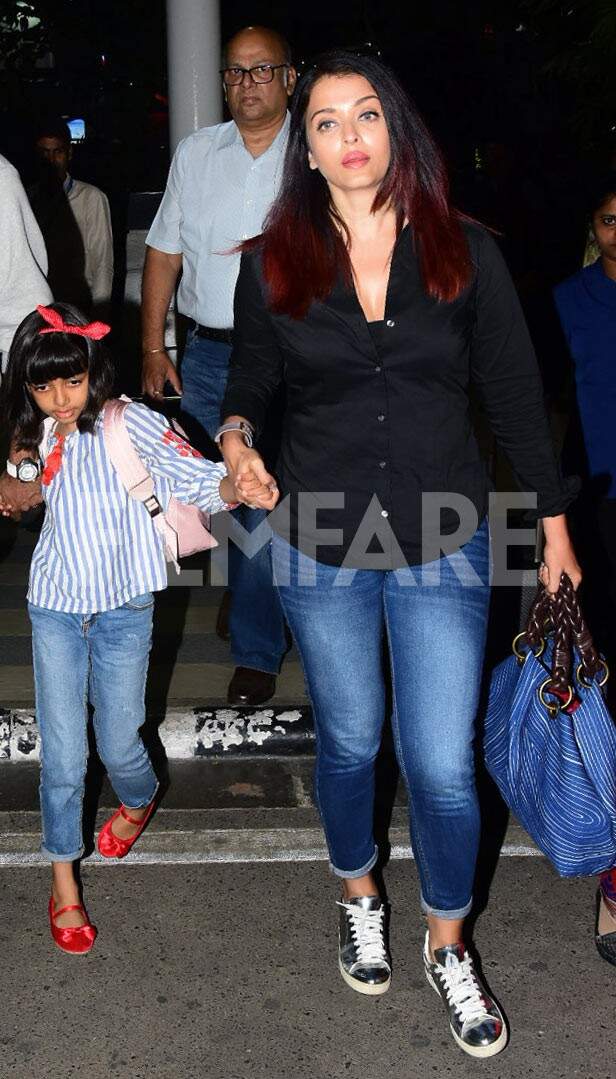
[{"left": 194, "top": 323, "right": 234, "bottom": 345}]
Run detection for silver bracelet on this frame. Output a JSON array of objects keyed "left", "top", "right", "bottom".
[{"left": 214, "top": 421, "right": 254, "bottom": 449}]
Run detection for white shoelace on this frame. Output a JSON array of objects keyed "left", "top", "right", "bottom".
[
  {"left": 338, "top": 901, "right": 388, "bottom": 965},
  {"left": 437, "top": 952, "right": 490, "bottom": 1027}
]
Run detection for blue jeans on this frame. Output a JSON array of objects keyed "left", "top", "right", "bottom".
[
  {"left": 29, "top": 596, "right": 159, "bottom": 861},
  {"left": 271, "top": 520, "right": 491, "bottom": 919},
  {"left": 181, "top": 330, "right": 286, "bottom": 673}
]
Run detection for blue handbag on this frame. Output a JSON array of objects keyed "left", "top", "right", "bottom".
[{"left": 484, "top": 574, "right": 616, "bottom": 877}]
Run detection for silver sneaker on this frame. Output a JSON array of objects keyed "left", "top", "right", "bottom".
[
  {"left": 337, "top": 895, "right": 391, "bottom": 995},
  {"left": 423, "top": 932, "right": 508, "bottom": 1058}
]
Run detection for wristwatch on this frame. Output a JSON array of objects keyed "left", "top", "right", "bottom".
[
  {"left": 213, "top": 421, "right": 255, "bottom": 449},
  {"left": 6, "top": 458, "right": 41, "bottom": 482}
]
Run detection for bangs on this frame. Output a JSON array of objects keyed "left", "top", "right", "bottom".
[{"left": 25, "top": 335, "right": 90, "bottom": 385}]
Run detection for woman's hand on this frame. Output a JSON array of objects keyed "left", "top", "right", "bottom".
[
  {"left": 220, "top": 431, "right": 280, "bottom": 512},
  {"left": 539, "top": 514, "right": 582, "bottom": 594}
]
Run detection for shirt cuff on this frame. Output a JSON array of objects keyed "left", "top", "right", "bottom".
[{"left": 528, "top": 474, "right": 581, "bottom": 521}]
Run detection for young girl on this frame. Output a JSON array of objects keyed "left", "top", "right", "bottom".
[{"left": 0, "top": 302, "right": 274, "bottom": 955}]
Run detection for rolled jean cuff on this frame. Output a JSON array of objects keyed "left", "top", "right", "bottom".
[
  {"left": 41, "top": 843, "right": 84, "bottom": 863},
  {"left": 330, "top": 844, "right": 378, "bottom": 880},
  {"left": 123, "top": 779, "right": 159, "bottom": 810},
  {"left": 420, "top": 893, "right": 473, "bottom": 920}
]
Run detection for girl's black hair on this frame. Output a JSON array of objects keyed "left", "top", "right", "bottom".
[
  {"left": 0, "top": 303, "right": 115, "bottom": 452},
  {"left": 588, "top": 171, "right": 616, "bottom": 220}
]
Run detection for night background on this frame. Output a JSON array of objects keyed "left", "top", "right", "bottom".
[{"left": 1, "top": 0, "right": 615, "bottom": 346}]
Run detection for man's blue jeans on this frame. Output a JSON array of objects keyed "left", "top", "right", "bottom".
[
  {"left": 271, "top": 520, "right": 491, "bottom": 919},
  {"left": 29, "top": 596, "right": 159, "bottom": 861},
  {"left": 181, "top": 329, "right": 286, "bottom": 673}
]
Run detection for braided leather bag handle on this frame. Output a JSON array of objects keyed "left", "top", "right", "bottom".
[
  {"left": 558, "top": 573, "right": 603, "bottom": 681},
  {"left": 525, "top": 573, "right": 602, "bottom": 693},
  {"left": 548, "top": 583, "right": 573, "bottom": 694},
  {"left": 525, "top": 586, "right": 552, "bottom": 652}
]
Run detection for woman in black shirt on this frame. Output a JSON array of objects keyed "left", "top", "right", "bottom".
[{"left": 220, "top": 51, "right": 580, "bottom": 1058}]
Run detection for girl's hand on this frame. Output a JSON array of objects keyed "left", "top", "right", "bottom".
[
  {"left": 222, "top": 466, "right": 279, "bottom": 511},
  {"left": 539, "top": 515, "right": 582, "bottom": 594},
  {"left": 219, "top": 471, "right": 279, "bottom": 511}
]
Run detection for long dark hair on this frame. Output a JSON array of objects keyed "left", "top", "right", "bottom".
[
  {"left": 0, "top": 303, "right": 115, "bottom": 452},
  {"left": 250, "top": 49, "right": 472, "bottom": 318}
]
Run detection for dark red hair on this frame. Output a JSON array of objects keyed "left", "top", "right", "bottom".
[{"left": 249, "top": 50, "right": 472, "bottom": 319}]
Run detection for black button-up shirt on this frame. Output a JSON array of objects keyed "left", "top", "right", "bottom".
[{"left": 223, "top": 223, "right": 575, "bottom": 567}]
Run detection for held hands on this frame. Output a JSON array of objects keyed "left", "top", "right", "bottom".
[
  {"left": 0, "top": 473, "right": 44, "bottom": 520},
  {"left": 220, "top": 465, "right": 279, "bottom": 510},
  {"left": 220, "top": 442, "right": 280, "bottom": 512}
]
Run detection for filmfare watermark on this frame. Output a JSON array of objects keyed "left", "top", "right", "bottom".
[{"left": 171, "top": 491, "right": 542, "bottom": 589}]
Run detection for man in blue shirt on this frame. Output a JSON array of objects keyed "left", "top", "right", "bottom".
[{"left": 142, "top": 26, "right": 296, "bottom": 705}]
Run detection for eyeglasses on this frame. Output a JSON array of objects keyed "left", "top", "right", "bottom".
[{"left": 220, "top": 63, "right": 289, "bottom": 86}]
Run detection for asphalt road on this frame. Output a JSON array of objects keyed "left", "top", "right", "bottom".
[{"left": 1, "top": 856, "right": 613, "bottom": 1079}]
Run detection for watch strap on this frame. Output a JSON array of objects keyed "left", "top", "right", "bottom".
[
  {"left": 6, "top": 460, "right": 17, "bottom": 478},
  {"left": 214, "top": 421, "right": 254, "bottom": 449}
]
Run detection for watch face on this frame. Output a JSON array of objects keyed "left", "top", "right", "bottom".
[{"left": 18, "top": 460, "right": 39, "bottom": 482}]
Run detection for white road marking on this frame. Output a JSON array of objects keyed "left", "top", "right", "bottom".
[{"left": 0, "top": 843, "right": 542, "bottom": 867}]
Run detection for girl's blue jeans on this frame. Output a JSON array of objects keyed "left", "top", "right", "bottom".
[
  {"left": 271, "top": 519, "right": 491, "bottom": 919},
  {"left": 29, "top": 594, "right": 159, "bottom": 862}
]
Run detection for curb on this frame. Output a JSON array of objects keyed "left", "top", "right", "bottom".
[{"left": 0, "top": 705, "right": 315, "bottom": 762}]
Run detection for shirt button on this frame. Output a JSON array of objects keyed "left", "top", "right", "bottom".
[
  {"left": 386, "top": 318, "right": 395, "bottom": 328},
  {"left": 381, "top": 510, "right": 389, "bottom": 518},
  {"left": 379, "top": 461, "right": 387, "bottom": 469},
  {"left": 377, "top": 414, "right": 385, "bottom": 422}
]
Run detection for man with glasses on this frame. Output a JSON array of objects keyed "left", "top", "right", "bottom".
[{"left": 142, "top": 26, "right": 296, "bottom": 706}]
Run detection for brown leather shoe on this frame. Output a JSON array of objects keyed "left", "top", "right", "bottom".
[
  {"left": 215, "top": 590, "right": 231, "bottom": 641},
  {"left": 227, "top": 666, "right": 276, "bottom": 706}
]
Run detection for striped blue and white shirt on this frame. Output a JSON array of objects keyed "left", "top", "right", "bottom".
[{"left": 28, "top": 402, "right": 228, "bottom": 613}]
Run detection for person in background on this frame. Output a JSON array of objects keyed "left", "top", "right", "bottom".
[
  {"left": 553, "top": 173, "right": 616, "bottom": 967},
  {"left": 142, "top": 26, "right": 295, "bottom": 707},
  {"left": 0, "top": 153, "right": 52, "bottom": 374},
  {"left": 0, "top": 152, "right": 51, "bottom": 516},
  {"left": 31, "top": 118, "right": 113, "bottom": 314}
]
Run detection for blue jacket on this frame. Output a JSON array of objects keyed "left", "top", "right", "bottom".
[{"left": 554, "top": 260, "right": 616, "bottom": 498}]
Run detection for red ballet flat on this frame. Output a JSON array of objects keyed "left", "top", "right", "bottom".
[
  {"left": 49, "top": 897, "right": 97, "bottom": 954},
  {"left": 97, "top": 799, "right": 157, "bottom": 859}
]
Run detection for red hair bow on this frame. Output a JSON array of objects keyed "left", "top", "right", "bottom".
[{"left": 36, "top": 305, "right": 111, "bottom": 340}]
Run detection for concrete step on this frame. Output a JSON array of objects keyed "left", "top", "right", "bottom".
[{"left": 0, "top": 806, "right": 541, "bottom": 865}]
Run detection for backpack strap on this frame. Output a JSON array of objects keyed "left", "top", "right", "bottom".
[
  {"left": 102, "top": 399, "right": 157, "bottom": 509},
  {"left": 102, "top": 399, "right": 179, "bottom": 565}
]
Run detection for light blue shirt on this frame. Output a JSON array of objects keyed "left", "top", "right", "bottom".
[
  {"left": 29, "top": 403, "right": 228, "bottom": 613},
  {"left": 146, "top": 114, "right": 289, "bottom": 329}
]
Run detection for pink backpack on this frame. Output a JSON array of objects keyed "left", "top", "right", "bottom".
[{"left": 103, "top": 398, "right": 218, "bottom": 572}]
